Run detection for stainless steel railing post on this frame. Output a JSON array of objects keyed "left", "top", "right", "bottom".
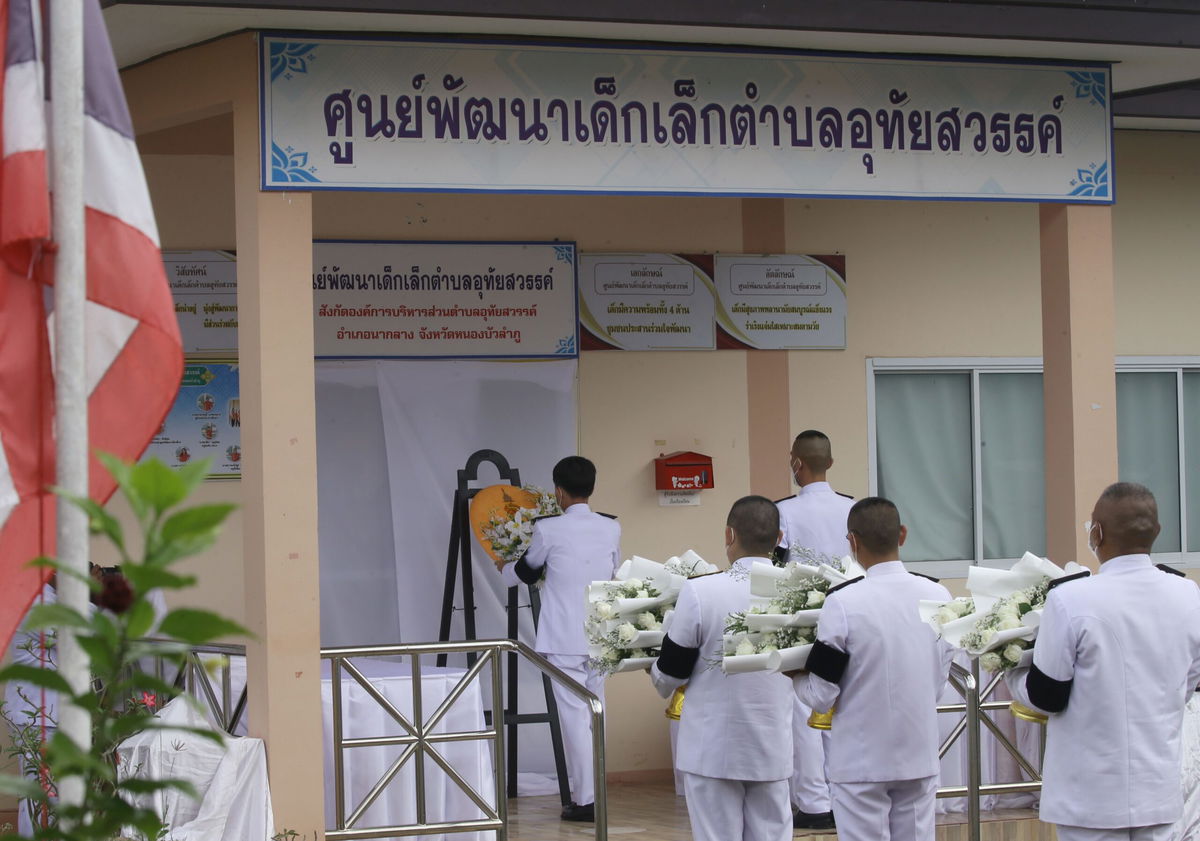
[{"left": 966, "top": 659, "right": 982, "bottom": 841}]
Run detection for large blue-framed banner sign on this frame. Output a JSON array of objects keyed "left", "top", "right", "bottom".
[
  {"left": 262, "top": 34, "right": 1113, "bottom": 202},
  {"left": 312, "top": 241, "right": 579, "bottom": 358}
]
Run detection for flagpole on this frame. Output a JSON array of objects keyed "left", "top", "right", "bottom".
[{"left": 50, "top": 0, "right": 93, "bottom": 820}]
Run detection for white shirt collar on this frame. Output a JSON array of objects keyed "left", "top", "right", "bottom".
[
  {"left": 1097, "top": 553, "right": 1152, "bottom": 574},
  {"left": 800, "top": 481, "right": 833, "bottom": 495},
  {"left": 564, "top": 502, "right": 591, "bottom": 515},
  {"left": 865, "top": 559, "right": 906, "bottom": 577}
]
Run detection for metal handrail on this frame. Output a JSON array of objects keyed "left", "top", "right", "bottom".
[
  {"left": 320, "top": 638, "right": 607, "bottom": 841},
  {"left": 936, "top": 660, "right": 1045, "bottom": 841}
]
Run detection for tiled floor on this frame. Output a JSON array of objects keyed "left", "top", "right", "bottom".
[{"left": 506, "top": 783, "right": 1053, "bottom": 841}]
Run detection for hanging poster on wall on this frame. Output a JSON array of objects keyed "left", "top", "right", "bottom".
[
  {"left": 163, "top": 251, "right": 238, "bottom": 355},
  {"left": 142, "top": 361, "right": 241, "bottom": 478},
  {"left": 261, "top": 34, "right": 1112, "bottom": 203},
  {"left": 312, "top": 240, "right": 579, "bottom": 358},
  {"left": 578, "top": 254, "right": 715, "bottom": 350},
  {"left": 714, "top": 255, "right": 847, "bottom": 350}
]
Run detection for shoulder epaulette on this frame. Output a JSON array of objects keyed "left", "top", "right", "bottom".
[
  {"left": 909, "top": 571, "right": 940, "bottom": 583},
  {"left": 597, "top": 511, "right": 617, "bottom": 519},
  {"left": 827, "top": 575, "right": 864, "bottom": 595},
  {"left": 836, "top": 491, "right": 855, "bottom": 500},
  {"left": 1156, "top": 563, "right": 1186, "bottom": 577},
  {"left": 774, "top": 494, "right": 796, "bottom": 503},
  {"left": 533, "top": 512, "right": 561, "bottom": 522},
  {"left": 1047, "top": 570, "right": 1091, "bottom": 591}
]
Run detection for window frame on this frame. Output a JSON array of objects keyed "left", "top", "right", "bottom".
[{"left": 866, "top": 355, "right": 1200, "bottom": 578}]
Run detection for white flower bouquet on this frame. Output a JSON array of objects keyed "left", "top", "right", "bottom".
[
  {"left": 722, "top": 558, "right": 864, "bottom": 674},
  {"left": 585, "top": 550, "right": 717, "bottom": 676},
  {"left": 478, "top": 484, "right": 560, "bottom": 566},
  {"left": 920, "top": 551, "right": 1088, "bottom": 672}
]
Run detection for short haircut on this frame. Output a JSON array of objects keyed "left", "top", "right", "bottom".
[
  {"left": 847, "top": 497, "right": 902, "bottom": 555},
  {"left": 553, "top": 456, "right": 596, "bottom": 498},
  {"left": 727, "top": 495, "right": 781, "bottom": 555},
  {"left": 1097, "top": 482, "right": 1159, "bottom": 549},
  {"left": 792, "top": 430, "right": 833, "bottom": 473}
]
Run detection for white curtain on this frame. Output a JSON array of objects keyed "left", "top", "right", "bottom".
[
  {"left": 1117, "top": 371, "right": 1181, "bottom": 552},
  {"left": 876, "top": 372, "right": 974, "bottom": 561},
  {"left": 316, "top": 358, "right": 578, "bottom": 789},
  {"left": 980, "top": 373, "right": 1045, "bottom": 559}
]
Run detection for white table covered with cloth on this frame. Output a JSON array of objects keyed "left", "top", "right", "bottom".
[
  {"left": 116, "top": 696, "right": 274, "bottom": 841},
  {"left": 320, "top": 658, "right": 496, "bottom": 841}
]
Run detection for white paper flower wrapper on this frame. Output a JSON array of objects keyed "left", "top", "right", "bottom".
[
  {"left": 766, "top": 643, "right": 813, "bottom": 673},
  {"left": 749, "top": 562, "right": 795, "bottom": 597},
  {"left": 966, "top": 551, "right": 1080, "bottom": 599},
  {"left": 744, "top": 610, "right": 822, "bottom": 632},
  {"left": 819, "top": 556, "right": 867, "bottom": 586},
  {"left": 613, "top": 596, "right": 670, "bottom": 615},
  {"left": 611, "top": 656, "right": 656, "bottom": 674},
  {"left": 624, "top": 630, "right": 664, "bottom": 649},
  {"left": 721, "top": 652, "right": 775, "bottom": 674}
]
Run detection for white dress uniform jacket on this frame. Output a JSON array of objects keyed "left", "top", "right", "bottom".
[
  {"left": 507, "top": 503, "right": 621, "bottom": 656},
  {"left": 776, "top": 482, "right": 854, "bottom": 564},
  {"left": 796, "top": 561, "right": 953, "bottom": 783},
  {"left": 650, "top": 558, "right": 794, "bottom": 781},
  {"left": 1007, "top": 555, "right": 1200, "bottom": 830}
]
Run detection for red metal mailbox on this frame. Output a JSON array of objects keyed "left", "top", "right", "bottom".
[{"left": 653, "top": 451, "right": 715, "bottom": 491}]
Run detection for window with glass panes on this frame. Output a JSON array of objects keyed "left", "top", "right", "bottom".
[{"left": 869, "top": 358, "right": 1200, "bottom": 574}]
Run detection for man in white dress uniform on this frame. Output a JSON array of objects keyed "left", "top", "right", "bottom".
[
  {"left": 1006, "top": 482, "right": 1200, "bottom": 841},
  {"left": 793, "top": 497, "right": 953, "bottom": 841},
  {"left": 502, "top": 455, "right": 620, "bottom": 822},
  {"left": 650, "top": 495, "right": 793, "bottom": 841},
  {"left": 775, "top": 429, "right": 854, "bottom": 830}
]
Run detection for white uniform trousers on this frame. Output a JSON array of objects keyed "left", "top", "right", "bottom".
[
  {"left": 545, "top": 654, "right": 604, "bottom": 806},
  {"left": 790, "top": 695, "right": 832, "bottom": 812},
  {"left": 830, "top": 776, "right": 938, "bottom": 841},
  {"left": 1054, "top": 825, "right": 1174, "bottom": 841},
  {"left": 682, "top": 772, "right": 791, "bottom": 841}
]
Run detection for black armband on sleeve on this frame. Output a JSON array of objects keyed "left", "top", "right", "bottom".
[
  {"left": 513, "top": 553, "right": 542, "bottom": 585},
  {"left": 656, "top": 634, "right": 700, "bottom": 679},
  {"left": 1026, "top": 663, "right": 1072, "bottom": 713},
  {"left": 806, "top": 639, "right": 849, "bottom": 684}
]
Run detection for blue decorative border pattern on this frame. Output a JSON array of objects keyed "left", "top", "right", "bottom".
[
  {"left": 1069, "top": 162, "right": 1108, "bottom": 197},
  {"left": 555, "top": 335, "right": 577, "bottom": 355},
  {"left": 271, "top": 143, "right": 321, "bottom": 183},
  {"left": 554, "top": 245, "right": 575, "bottom": 263},
  {"left": 1067, "top": 71, "right": 1107, "bottom": 107},
  {"left": 270, "top": 42, "right": 318, "bottom": 82}
]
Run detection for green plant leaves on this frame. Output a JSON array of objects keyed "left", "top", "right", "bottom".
[
  {"left": 158, "top": 609, "right": 249, "bottom": 645},
  {"left": 0, "top": 664, "right": 73, "bottom": 695}
]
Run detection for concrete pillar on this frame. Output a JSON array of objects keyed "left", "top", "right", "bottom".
[
  {"left": 232, "top": 48, "right": 325, "bottom": 836},
  {"left": 742, "top": 198, "right": 792, "bottom": 501},
  {"left": 1040, "top": 203, "right": 1118, "bottom": 570}
]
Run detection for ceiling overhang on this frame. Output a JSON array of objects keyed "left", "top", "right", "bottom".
[{"left": 104, "top": 0, "right": 1200, "bottom": 126}]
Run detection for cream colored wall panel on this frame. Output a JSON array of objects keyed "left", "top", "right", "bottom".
[{"left": 1112, "top": 131, "right": 1200, "bottom": 356}]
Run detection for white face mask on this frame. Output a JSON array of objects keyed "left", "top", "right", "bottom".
[{"left": 1085, "top": 520, "right": 1102, "bottom": 561}]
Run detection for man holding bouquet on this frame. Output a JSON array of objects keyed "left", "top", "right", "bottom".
[
  {"left": 502, "top": 455, "right": 621, "bottom": 822},
  {"left": 791, "top": 497, "right": 952, "bottom": 841},
  {"left": 775, "top": 429, "right": 855, "bottom": 829},
  {"left": 1006, "top": 482, "right": 1200, "bottom": 841},
  {"left": 649, "top": 495, "right": 793, "bottom": 841}
]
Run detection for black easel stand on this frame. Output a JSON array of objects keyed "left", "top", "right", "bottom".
[{"left": 436, "top": 449, "right": 570, "bottom": 804}]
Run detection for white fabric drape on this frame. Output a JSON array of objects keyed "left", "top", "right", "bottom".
[
  {"left": 876, "top": 372, "right": 973, "bottom": 561},
  {"left": 1117, "top": 371, "right": 1181, "bottom": 552},
  {"left": 316, "top": 358, "right": 578, "bottom": 788}
]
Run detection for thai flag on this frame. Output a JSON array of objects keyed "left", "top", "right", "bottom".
[{"left": 0, "top": 0, "right": 183, "bottom": 649}]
